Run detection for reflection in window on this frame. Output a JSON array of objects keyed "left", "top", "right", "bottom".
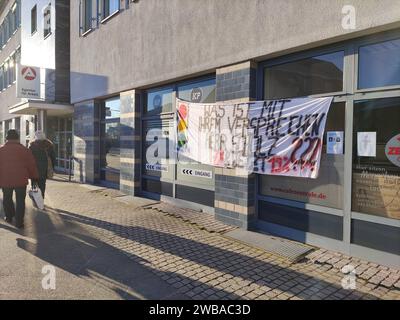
[
  {"left": 264, "top": 51, "right": 344, "bottom": 99},
  {"left": 358, "top": 38, "right": 400, "bottom": 90},
  {"left": 101, "top": 97, "right": 121, "bottom": 186},
  {"left": 31, "top": 5, "right": 37, "bottom": 34},
  {"left": 146, "top": 87, "right": 173, "bottom": 114},
  {"left": 142, "top": 119, "right": 172, "bottom": 179},
  {"left": 259, "top": 103, "right": 346, "bottom": 210},
  {"left": 352, "top": 98, "right": 400, "bottom": 220},
  {"left": 104, "top": 96, "right": 121, "bottom": 119},
  {"left": 82, "top": 0, "right": 92, "bottom": 33},
  {"left": 43, "top": 4, "right": 51, "bottom": 38},
  {"left": 103, "top": 0, "right": 119, "bottom": 18},
  {"left": 0, "top": 122, "right": 3, "bottom": 145}
]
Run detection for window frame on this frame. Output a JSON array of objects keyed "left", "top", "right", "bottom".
[
  {"left": 80, "top": 0, "right": 93, "bottom": 36},
  {"left": 256, "top": 29, "right": 400, "bottom": 241},
  {"left": 31, "top": 5, "right": 37, "bottom": 35},
  {"left": 99, "top": 95, "right": 122, "bottom": 187},
  {"left": 0, "top": 64, "right": 4, "bottom": 91},
  {"left": 141, "top": 74, "right": 217, "bottom": 193},
  {"left": 257, "top": 44, "right": 348, "bottom": 101},
  {"left": 354, "top": 32, "right": 400, "bottom": 94},
  {"left": 43, "top": 3, "right": 52, "bottom": 39},
  {"left": 101, "top": 0, "right": 121, "bottom": 23}
]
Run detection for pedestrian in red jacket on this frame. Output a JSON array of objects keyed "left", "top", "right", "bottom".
[{"left": 0, "top": 130, "right": 39, "bottom": 229}]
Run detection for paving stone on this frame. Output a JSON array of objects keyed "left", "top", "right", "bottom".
[{"left": 1, "top": 177, "right": 395, "bottom": 301}]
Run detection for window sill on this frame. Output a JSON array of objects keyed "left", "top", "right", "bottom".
[
  {"left": 101, "top": 10, "right": 120, "bottom": 24},
  {"left": 81, "top": 28, "right": 93, "bottom": 37},
  {"left": 44, "top": 31, "right": 52, "bottom": 40},
  {"left": 31, "top": 30, "right": 37, "bottom": 36}
]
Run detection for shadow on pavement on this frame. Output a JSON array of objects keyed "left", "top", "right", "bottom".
[
  {"left": 40, "top": 206, "right": 379, "bottom": 300},
  {"left": 0, "top": 207, "right": 242, "bottom": 300}
]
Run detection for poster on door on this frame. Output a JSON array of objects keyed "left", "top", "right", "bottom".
[{"left": 177, "top": 97, "right": 333, "bottom": 178}]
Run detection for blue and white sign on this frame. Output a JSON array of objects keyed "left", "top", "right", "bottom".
[{"left": 327, "top": 131, "right": 344, "bottom": 155}]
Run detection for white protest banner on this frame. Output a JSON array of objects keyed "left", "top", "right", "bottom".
[
  {"left": 16, "top": 65, "right": 41, "bottom": 99},
  {"left": 177, "top": 99, "right": 251, "bottom": 169},
  {"left": 249, "top": 97, "right": 333, "bottom": 178},
  {"left": 176, "top": 97, "right": 333, "bottom": 179}
]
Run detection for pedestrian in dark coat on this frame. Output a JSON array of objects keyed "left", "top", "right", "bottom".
[
  {"left": 0, "top": 130, "right": 39, "bottom": 229},
  {"left": 29, "top": 131, "right": 56, "bottom": 199}
]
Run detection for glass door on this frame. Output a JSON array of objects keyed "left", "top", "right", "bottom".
[{"left": 47, "top": 117, "right": 73, "bottom": 173}]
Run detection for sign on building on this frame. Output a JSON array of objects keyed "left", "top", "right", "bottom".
[{"left": 16, "top": 65, "right": 41, "bottom": 99}]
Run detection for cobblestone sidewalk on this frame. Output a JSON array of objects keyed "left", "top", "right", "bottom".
[{"left": 9, "top": 178, "right": 400, "bottom": 300}]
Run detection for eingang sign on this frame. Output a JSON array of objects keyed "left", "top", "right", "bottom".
[{"left": 16, "top": 65, "right": 41, "bottom": 99}]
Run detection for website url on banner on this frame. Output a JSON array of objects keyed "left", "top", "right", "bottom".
[{"left": 270, "top": 187, "right": 327, "bottom": 199}]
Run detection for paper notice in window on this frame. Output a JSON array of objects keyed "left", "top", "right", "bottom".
[
  {"left": 357, "top": 132, "right": 376, "bottom": 157},
  {"left": 327, "top": 131, "right": 344, "bottom": 155}
]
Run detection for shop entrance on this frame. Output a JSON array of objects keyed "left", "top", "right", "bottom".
[
  {"left": 141, "top": 76, "right": 216, "bottom": 210},
  {"left": 47, "top": 117, "right": 73, "bottom": 173}
]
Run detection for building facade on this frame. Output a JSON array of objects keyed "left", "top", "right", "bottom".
[
  {"left": 0, "top": 0, "right": 27, "bottom": 145},
  {"left": 0, "top": 0, "right": 72, "bottom": 173},
  {"left": 76, "top": 0, "right": 399, "bottom": 267}
]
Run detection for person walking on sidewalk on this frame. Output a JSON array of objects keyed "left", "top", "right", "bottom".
[
  {"left": 0, "top": 130, "right": 39, "bottom": 229},
  {"left": 29, "top": 131, "right": 56, "bottom": 199}
]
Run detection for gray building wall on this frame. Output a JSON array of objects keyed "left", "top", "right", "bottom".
[{"left": 70, "top": 0, "right": 400, "bottom": 104}]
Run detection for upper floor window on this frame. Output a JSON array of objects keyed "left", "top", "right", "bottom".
[
  {"left": 264, "top": 51, "right": 344, "bottom": 99},
  {"left": 0, "top": 26, "right": 3, "bottom": 48},
  {"left": 8, "top": 12, "right": 14, "bottom": 35},
  {"left": 103, "top": 0, "right": 120, "bottom": 19},
  {"left": 0, "top": 2, "right": 20, "bottom": 49},
  {"left": 15, "top": 0, "right": 21, "bottom": 29},
  {"left": 82, "top": 0, "right": 92, "bottom": 34},
  {"left": 31, "top": 5, "right": 37, "bottom": 35},
  {"left": 358, "top": 38, "right": 400, "bottom": 90},
  {"left": 4, "top": 16, "right": 9, "bottom": 39},
  {"left": 0, "top": 65, "right": 4, "bottom": 91},
  {"left": 44, "top": 4, "right": 51, "bottom": 38}
]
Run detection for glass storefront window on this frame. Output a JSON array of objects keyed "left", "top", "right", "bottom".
[
  {"left": 358, "top": 38, "right": 400, "bottom": 90},
  {"left": 259, "top": 103, "right": 345, "bottom": 209},
  {"left": 143, "top": 77, "right": 217, "bottom": 196},
  {"left": 14, "top": 117, "right": 20, "bottom": 135},
  {"left": 177, "top": 78, "right": 216, "bottom": 103},
  {"left": 146, "top": 87, "right": 173, "bottom": 115},
  {"left": 176, "top": 78, "right": 216, "bottom": 186},
  {"left": 47, "top": 117, "right": 72, "bottom": 171},
  {"left": 142, "top": 119, "right": 173, "bottom": 180},
  {"left": 100, "top": 97, "right": 121, "bottom": 186},
  {"left": 352, "top": 97, "right": 400, "bottom": 220},
  {"left": 264, "top": 51, "right": 344, "bottom": 99},
  {"left": 103, "top": 96, "right": 121, "bottom": 120}
]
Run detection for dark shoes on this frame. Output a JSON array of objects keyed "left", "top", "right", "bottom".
[
  {"left": 3, "top": 216, "right": 24, "bottom": 229},
  {"left": 15, "top": 221, "right": 24, "bottom": 229},
  {"left": 4, "top": 217, "right": 13, "bottom": 225}
]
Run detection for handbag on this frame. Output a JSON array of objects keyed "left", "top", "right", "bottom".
[{"left": 29, "top": 187, "right": 44, "bottom": 210}]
